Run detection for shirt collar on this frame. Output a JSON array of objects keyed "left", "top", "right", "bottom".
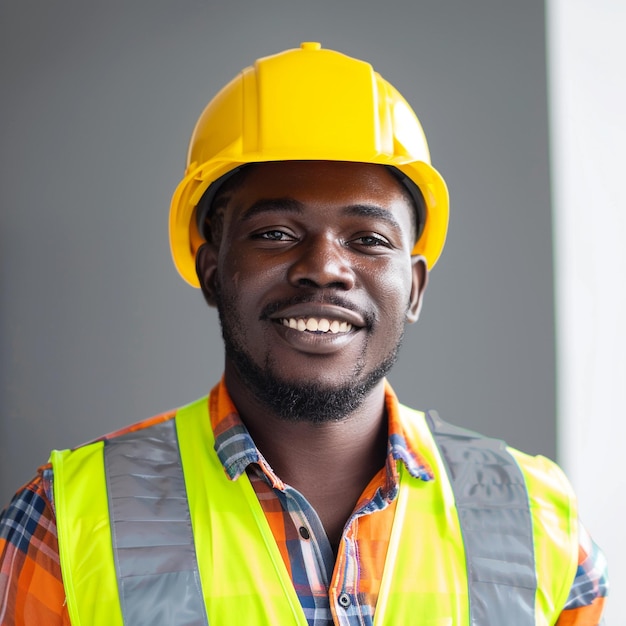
[
  {"left": 209, "top": 376, "right": 433, "bottom": 488},
  {"left": 384, "top": 381, "right": 434, "bottom": 482}
]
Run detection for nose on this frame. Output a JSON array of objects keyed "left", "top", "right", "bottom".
[{"left": 287, "top": 235, "right": 356, "bottom": 290}]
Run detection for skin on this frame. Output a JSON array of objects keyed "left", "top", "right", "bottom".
[{"left": 196, "top": 161, "right": 428, "bottom": 551}]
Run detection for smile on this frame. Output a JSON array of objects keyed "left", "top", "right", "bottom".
[{"left": 279, "top": 317, "right": 353, "bottom": 333}]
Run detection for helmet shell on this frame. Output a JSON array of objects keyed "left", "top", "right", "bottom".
[{"left": 170, "top": 42, "right": 449, "bottom": 286}]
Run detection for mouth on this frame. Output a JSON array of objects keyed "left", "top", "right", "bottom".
[
  {"left": 279, "top": 317, "right": 353, "bottom": 334},
  {"left": 268, "top": 302, "right": 366, "bottom": 331},
  {"left": 266, "top": 301, "right": 369, "bottom": 353},
  {"left": 266, "top": 302, "right": 367, "bottom": 353}
]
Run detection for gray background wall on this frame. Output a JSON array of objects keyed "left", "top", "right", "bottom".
[{"left": 0, "top": 0, "right": 554, "bottom": 505}]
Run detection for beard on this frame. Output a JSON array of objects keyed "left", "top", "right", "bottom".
[{"left": 215, "top": 288, "right": 404, "bottom": 424}]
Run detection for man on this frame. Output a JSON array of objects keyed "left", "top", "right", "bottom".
[{"left": 0, "top": 43, "right": 608, "bottom": 625}]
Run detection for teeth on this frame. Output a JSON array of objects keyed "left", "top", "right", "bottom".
[{"left": 281, "top": 317, "right": 353, "bottom": 334}]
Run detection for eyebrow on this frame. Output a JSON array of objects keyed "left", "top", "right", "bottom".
[
  {"left": 240, "top": 198, "right": 402, "bottom": 231},
  {"left": 341, "top": 204, "right": 402, "bottom": 232},
  {"left": 240, "top": 198, "right": 304, "bottom": 222}
]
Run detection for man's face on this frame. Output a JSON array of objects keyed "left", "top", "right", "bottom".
[{"left": 197, "top": 161, "right": 428, "bottom": 422}]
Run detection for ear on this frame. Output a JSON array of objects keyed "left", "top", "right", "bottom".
[
  {"left": 406, "top": 255, "right": 429, "bottom": 323},
  {"left": 196, "top": 243, "right": 219, "bottom": 308}
]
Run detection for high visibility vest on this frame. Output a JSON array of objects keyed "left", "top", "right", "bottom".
[{"left": 50, "top": 397, "right": 578, "bottom": 625}]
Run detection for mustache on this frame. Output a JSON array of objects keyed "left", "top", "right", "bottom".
[{"left": 260, "top": 293, "right": 375, "bottom": 328}]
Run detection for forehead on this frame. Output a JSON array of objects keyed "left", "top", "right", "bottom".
[{"left": 223, "top": 161, "right": 416, "bottom": 231}]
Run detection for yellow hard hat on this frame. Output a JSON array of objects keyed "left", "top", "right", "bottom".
[{"left": 169, "top": 42, "right": 449, "bottom": 287}]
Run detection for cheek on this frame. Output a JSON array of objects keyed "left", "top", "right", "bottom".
[
  {"left": 219, "top": 249, "right": 255, "bottom": 294},
  {"left": 218, "top": 251, "right": 285, "bottom": 319},
  {"left": 367, "top": 262, "right": 414, "bottom": 315}
]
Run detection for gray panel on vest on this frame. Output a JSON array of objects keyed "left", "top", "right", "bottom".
[
  {"left": 120, "top": 570, "right": 206, "bottom": 626},
  {"left": 104, "top": 419, "right": 209, "bottom": 626},
  {"left": 426, "top": 411, "right": 536, "bottom": 625}
]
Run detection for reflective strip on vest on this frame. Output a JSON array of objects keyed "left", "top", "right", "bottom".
[
  {"left": 103, "top": 419, "right": 209, "bottom": 626},
  {"left": 426, "top": 411, "right": 536, "bottom": 625},
  {"left": 424, "top": 411, "right": 578, "bottom": 625},
  {"left": 51, "top": 397, "right": 578, "bottom": 625}
]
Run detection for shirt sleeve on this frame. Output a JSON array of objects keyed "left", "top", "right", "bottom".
[
  {"left": 0, "top": 468, "right": 69, "bottom": 626},
  {"left": 555, "top": 521, "right": 609, "bottom": 625}
]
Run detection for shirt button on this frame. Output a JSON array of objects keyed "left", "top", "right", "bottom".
[
  {"left": 299, "top": 526, "right": 310, "bottom": 540},
  {"left": 338, "top": 592, "right": 351, "bottom": 608}
]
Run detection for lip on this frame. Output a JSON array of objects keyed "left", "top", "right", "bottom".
[
  {"left": 268, "top": 303, "right": 366, "bottom": 328},
  {"left": 271, "top": 318, "right": 362, "bottom": 354}
]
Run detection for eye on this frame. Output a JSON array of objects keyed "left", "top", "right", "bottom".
[
  {"left": 350, "top": 234, "right": 392, "bottom": 249},
  {"left": 245, "top": 219, "right": 300, "bottom": 247},
  {"left": 251, "top": 229, "right": 297, "bottom": 242}
]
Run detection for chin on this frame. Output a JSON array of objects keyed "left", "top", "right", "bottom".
[{"left": 230, "top": 349, "right": 396, "bottom": 423}]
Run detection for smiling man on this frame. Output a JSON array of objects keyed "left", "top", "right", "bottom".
[{"left": 0, "top": 43, "right": 608, "bottom": 625}]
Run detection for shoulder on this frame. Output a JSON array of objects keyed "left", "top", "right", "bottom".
[
  {"left": 78, "top": 406, "right": 179, "bottom": 447},
  {"left": 2, "top": 406, "right": 180, "bottom": 534},
  {"left": 396, "top": 404, "right": 608, "bottom": 621},
  {"left": 1, "top": 467, "right": 56, "bottom": 534},
  {"left": 0, "top": 468, "right": 68, "bottom": 623},
  {"left": 404, "top": 405, "right": 576, "bottom": 497}
]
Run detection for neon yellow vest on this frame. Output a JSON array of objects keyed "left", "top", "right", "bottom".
[{"left": 50, "top": 397, "right": 578, "bottom": 625}]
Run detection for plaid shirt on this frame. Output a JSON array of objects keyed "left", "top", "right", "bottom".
[{"left": 0, "top": 380, "right": 609, "bottom": 625}]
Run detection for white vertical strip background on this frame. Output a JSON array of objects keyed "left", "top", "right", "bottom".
[{"left": 547, "top": 1, "right": 625, "bottom": 620}]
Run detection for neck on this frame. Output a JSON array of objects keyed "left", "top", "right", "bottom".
[
  {"left": 224, "top": 364, "right": 390, "bottom": 550},
  {"left": 223, "top": 363, "right": 388, "bottom": 465}
]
